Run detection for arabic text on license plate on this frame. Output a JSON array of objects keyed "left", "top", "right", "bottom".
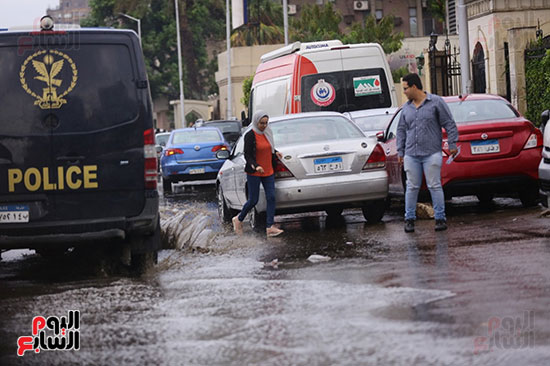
[
  {"left": 314, "top": 156, "right": 343, "bottom": 172},
  {"left": 189, "top": 167, "right": 205, "bottom": 175},
  {"left": 0, "top": 205, "right": 29, "bottom": 223},
  {"left": 471, "top": 139, "right": 500, "bottom": 154}
]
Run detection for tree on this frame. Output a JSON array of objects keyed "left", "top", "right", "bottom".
[
  {"left": 344, "top": 15, "right": 404, "bottom": 54},
  {"left": 290, "top": 2, "right": 343, "bottom": 43},
  {"left": 231, "top": 0, "right": 284, "bottom": 46},
  {"left": 83, "top": 0, "right": 225, "bottom": 101},
  {"left": 428, "top": 0, "right": 447, "bottom": 28},
  {"left": 240, "top": 74, "right": 253, "bottom": 107}
]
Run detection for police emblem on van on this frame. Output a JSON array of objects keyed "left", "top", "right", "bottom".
[
  {"left": 310, "top": 79, "right": 335, "bottom": 107},
  {"left": 19, "top": 50, "right": 78, "bottom": 109}
]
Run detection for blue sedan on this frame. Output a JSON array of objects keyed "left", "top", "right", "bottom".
[{"left": 161, "top": 127, "right": 229, "bottom": 192}]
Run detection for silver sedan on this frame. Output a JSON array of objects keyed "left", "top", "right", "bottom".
[{"left": 215, "top": 112, "right": 388, "bottom": 227}]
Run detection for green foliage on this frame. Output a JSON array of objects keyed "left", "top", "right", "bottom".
[
  {"left": 83, "top": 0, "right": 225, "bottom": 101},
  {"left": 525, "top": 46, "right": 550, "bottom": 126},
  {"left": 231, "top": 0, "right": 284, "bottom": 46},
  {"left": 344, "top": 15, "right": 404, "bottom": 54},
  {"left": 80, "top": 0, "right": 116, "bottom": 27},
  {"left": 290, "top": 2, "right": 343, "bottom": 42},
  {"left": 427, "top": 0, "right": 447, "bottom": 24},
  {"left": 391, "top": 66, "right": 409, "bottom": 83},
  {"left": 241, "top": 74, "right": 254, "bottom": 107},
  {"left": 289, "top": 3, "right": 402, "bottom": 54},
  {"left": 186, "top": 110, "right": 200, "bottom": 124}
]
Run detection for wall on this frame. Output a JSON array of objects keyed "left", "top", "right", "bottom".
[
  {"left": 215, "top": 44, "right": 283, "bottom": 119},
  {"left": 388, "top": 34, "right": 460, "bottom": 72},
  {"left": 169, "top": 100, "right": 214, "bottom": 129},
  {"left": 467, "top": 5, "right": 550, "bottom": 113}
]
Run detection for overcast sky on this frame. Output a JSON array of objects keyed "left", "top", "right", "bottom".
[{"left": 0, "top": 0, "right": 57, "bottom": 28}]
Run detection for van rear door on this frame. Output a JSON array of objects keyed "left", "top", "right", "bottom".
[
  {"left": 0, "top": 31, "right": 146, "bottom": 225},
  {"left": 300, "top": 46, "right": 393, "bottom": 113},
  {"left": 0, "top": 34, "right": 54, "bottom": 225},
  {"left": 48, "top": 32, "right": 146, "bottom": 221}
]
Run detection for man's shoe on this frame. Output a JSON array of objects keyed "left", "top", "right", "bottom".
[
  {"left": 435, "top": 219, "right": 447, "bottom": 231},
  {"left": 404, "top": 219, "right": 415, "bottom": 233}
]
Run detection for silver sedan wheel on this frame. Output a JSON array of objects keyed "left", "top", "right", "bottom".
[{"left": 217, "top": 185, "right": 233, "bottom": 223}]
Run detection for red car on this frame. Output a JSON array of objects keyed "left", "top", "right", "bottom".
[{"left": 379, "top": 94, "right": 543, "bottom": 206}]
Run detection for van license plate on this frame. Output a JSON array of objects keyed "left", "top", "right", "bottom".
[
  {"left": 189, "top": 167, "right": 205, "bottom": 175},
  {"left": 0, "top": 205, "right": 29, "bottom": 223},
  {"left": 471, "top": 139, "right": 500, "bottom": 154},
  {"left": 314, "top": 157, "right": 343, "bottom": 172}
]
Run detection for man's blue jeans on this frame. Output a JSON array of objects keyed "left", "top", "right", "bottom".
[
  {"left": 404, "top": 152, "right": 446, "bottom": 221},
  {"left": 238, "top": 174, "right": 276, "bottom": 228}
]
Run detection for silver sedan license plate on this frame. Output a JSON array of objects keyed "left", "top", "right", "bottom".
[
  {"left": 314, "top": 156, "right": 343, "bottom": 173},
  {"left": 471, "top": 139, "right": 500, "bottom": 154},
  {"left": 0, "top": 204, "right": 29, "bottom": 223}
]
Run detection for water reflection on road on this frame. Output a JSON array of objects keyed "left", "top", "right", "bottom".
[{"left": 1, "top": 187, "right": 550, "bottom": 365}]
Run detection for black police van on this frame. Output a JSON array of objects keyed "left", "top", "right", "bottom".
[{"left": 0, "top": 17, "right": 160, "bottom": 272}]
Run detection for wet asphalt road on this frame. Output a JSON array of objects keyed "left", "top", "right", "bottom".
[{"left": 1, "top": 184, "right": 550, "bottom": 365}]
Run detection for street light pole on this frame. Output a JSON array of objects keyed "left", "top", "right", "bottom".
[
  {"left": 118, "top": 13, "right": 141, "bottom": 46},
  {"left": 283, "top": 0, "right": 288, "bottom": 45},
  {"left": 458, "top": 0, "right": 471, "bottom": 95},
  {"left": 226, "top": 0, "right": 233, "bottom": 119},
  {"left": 174, "top": 0, "right": 186, "bottom": 128}
]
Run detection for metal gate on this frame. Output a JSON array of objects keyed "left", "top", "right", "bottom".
[{"left": 429, "top": 38, "right": 462, "bottom": 96}]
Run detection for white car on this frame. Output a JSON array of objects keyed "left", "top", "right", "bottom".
[
  {"left": 344, "top": 107, "right": 398, "bottom": 137},
  {"left": 539, "top": 109, "right": 550, "bottom": 207},
  {"left": 215, "top": 112, "right": 389, "bottom": 227}
]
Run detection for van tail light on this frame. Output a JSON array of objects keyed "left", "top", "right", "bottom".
[
  {"left": 144, "top": 128, "right": 158, "bottom": 189},
  {"left": 164, "top": 148, "right": 184, "bottom": 156},
  {"left": 275, "top": 160, "right": 294, "bottom": 179},
  {"left": 363, "top": 144, "right": 386, "bottom": 170},
  {"left": 211, "top": 144, "right": 228, "bottom": 152},
  {"left": 523, "top": 130, "right": 543, "bottom": 150}
]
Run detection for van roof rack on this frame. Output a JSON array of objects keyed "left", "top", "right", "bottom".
[
  {"left": 260, "top": 42, "right": 301, "bottom": 63},
  {"left": 260, "top": 40, "right": 344, "bottom": 63}
]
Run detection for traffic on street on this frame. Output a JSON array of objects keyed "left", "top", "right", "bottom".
[{"left": 2, "top": 2, "right": 550, "bottom": 365}]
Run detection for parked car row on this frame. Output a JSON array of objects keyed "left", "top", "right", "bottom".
[
  {"left": 377, "top": 94, "right": 543, "bottom": 207},
  {"left": 216, "top": 112, "right": 388, "bottom": 227},
  {"left": 158, "top": 94, "right": 545, "bottom": 228},
  {"left": 538, "top": 109, "right": 550, "bottom": 207}
]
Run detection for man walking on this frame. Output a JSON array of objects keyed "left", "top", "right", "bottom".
[{"left": 397, "top": 73, "right": 458, "bottom": 232}]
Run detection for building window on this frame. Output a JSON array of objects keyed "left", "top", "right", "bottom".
[
  {"left": 448, "top": 0, "right": 457, "bottom": 34},
  {"left": 375, "top": 10, "right": 383, "bottom": 20},
  {"left": 409, "top": 7, "right": 418, "bottom": 37}
]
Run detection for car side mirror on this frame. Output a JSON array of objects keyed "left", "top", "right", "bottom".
[
  {"left": 376, "top": 131, "right": 385, "bottom": 142},
  {"left": 541, "top": 110, "right": 550, "bottom": 130},
  {"left": 216, "top": 150, "right": 230, "bottom": 159},
  {"left": 155, "top": 145, "right": 163, "bottom": 154}
]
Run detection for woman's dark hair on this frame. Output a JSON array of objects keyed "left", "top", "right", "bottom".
[{"left": 402, "top": 73, "right": 423, "bottom": 90}]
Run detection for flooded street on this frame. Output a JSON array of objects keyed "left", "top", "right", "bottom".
[{"left": 1, "top": 186, "right": 550, "bottom": 365}]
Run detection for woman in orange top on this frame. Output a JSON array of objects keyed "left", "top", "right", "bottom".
[{"left": 232, "top": 110, "right": 284, "bottom": 237}]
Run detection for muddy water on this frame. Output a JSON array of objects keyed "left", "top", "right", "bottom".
[{"left": 1, "top": 191, "right": 550, "bottom": 365}]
